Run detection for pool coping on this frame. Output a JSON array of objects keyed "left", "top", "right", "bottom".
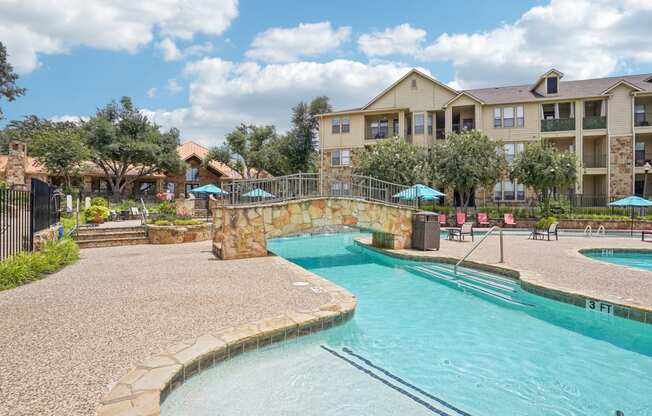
[
  {"left": 95, "top": 259, "right": 357, "bottom": 416},
  {"left": 355, "top": 240, "right": 652, "bottom": 325}
]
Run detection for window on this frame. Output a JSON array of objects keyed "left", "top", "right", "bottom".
[
  {"left": 379, "top": 119, "right": 389, "bottom": 138},
  {"left": 411, "top": 79, "right": 417, "bottom": 89},
  {"left": 503, "top": 107, "right": 514, "bottom": 128},
  {"left": 331, "top": 181, "right": 351, "bottom": 196},
  {"left": 427, "top": 113, "right": 433, "bottom": 135},
  {"left": 331, "top": 118, "right": 340, "bottom": 134},
  {"left": 185, "top": 167, "right": 199, "bottom": 182},
  {"left": 331, "top": 149, "right": 350, "bottom": 166},
  {"left": 636, "top": 141, "right": 646, "bottom": 166},
  {"left": 516, "top": 106, "right": 524, "bottom": 127},
  {"left": 166, "top": 182, "right": 176, "bottom": 194},
  {"left": 414, "top": 113, "right": 425, "bottom": 134},
  {"left": 635, "top": 104, "right": 646, "bottom": 126},
  {"left": 393, "top": 118, "right": 399, "bottom": 136},
  {"left": 547, "top": 76, "right": 558, "bottom": 94},
  {"left": 494, "top": 108, "right": 502, "bottom": 128},
  {"left": 504, "top": 143, "right": 515, "bottom": 164},
  {"left": 494, "top": 180, "right": 525, "bottom": 201},
  {"left": 341, "top": 117, "right": 350, "bottom": 133}
]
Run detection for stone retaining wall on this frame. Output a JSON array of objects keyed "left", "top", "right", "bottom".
[
  {"left": 212, "top": 197, "right": 414, "bottom": 260},
  {"left": 146, "top": 223, "right": 213, "bottom": 244}
]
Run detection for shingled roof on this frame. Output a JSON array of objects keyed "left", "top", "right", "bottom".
[
  {"left": 465, "top": 73, "right": 652, "bottom": 105},
  {"left": 176, "top": 141, "right": 242, "bottom": 179}
]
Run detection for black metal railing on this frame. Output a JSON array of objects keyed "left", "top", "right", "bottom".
[
  {"left": 635, "top": 118, "right": 650, "bottom": 127},
  {"left": 1, "top": 179, "right": 60, "bottom": 261},
  {"left": 583, "top": 115, "right": 606, "bottom": 129},
  {"left": 583, "top": 153, "right": 607, "bottom": 168},
  {"left": 541, "top": 118, "right": 575, "bottom": 132}
]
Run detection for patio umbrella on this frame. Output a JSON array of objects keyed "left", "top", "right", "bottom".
[
  {"left": 609, "top": 195, "right": 652, "bottom": 235},
  {"left": 189, "top": 184, "right": 228, "bottom": 196},
  {"left": 393, "top": 184, "right": 445, "bottom": 208},
  {"left": 242, "top": 188, "right": 275, "bottom": 199}
]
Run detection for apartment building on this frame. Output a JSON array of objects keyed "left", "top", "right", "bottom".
[{"left": 318, "top": 69, "right": 652, "bottom": 206}]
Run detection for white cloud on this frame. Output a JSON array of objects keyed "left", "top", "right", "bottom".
[
  {"left": 420, "top": 0, "right": 652, "bottom": 88},
  {"left": 156, "top": 38, "right": 214, "bottom": 61},
  {"left": 146, "top": 59, "right": 418, "bottom": 145},
  {"left": 0, "top": 0, "right": 238, "bottom": 73},
  {"left": 147, "top": 88, "right": 157, "bottom": 98},
  {"left": 358, "top": 24, "right": 426, "bottom": 57},
  {"left": 166, "top": 79, "right": 183, "bottom": 95},
  {"left": 245, "top": 22, "right": 351, "bottom": 63}
]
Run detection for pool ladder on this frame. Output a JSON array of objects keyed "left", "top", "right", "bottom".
[{"left": 584, "top": 225, "right": 606, "bottom": 238}]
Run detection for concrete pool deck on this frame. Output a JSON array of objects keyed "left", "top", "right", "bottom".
[
  {"left": 359, "top": 233, "right": 652, "bottom": 318},
  {"left": 0, "top": 240, "right": 354, "bottom": 416}
]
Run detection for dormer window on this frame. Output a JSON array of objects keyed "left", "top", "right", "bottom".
[{"left": 547, "top": 76, "right": 558, "bottom": 94}]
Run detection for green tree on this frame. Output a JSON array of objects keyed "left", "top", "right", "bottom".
[
  {"left": 205, "top": 124, "right": 280, "bottom": 178},
  {"left": 30, "top": 122, "right": 89, "bottom": 190},
  {"left": 510, "top": 140, "right": 577, "bottom": 214},
  {"left": 430, "top": 130, "right": 507, "bottom": 208},
  {"left": 353, "top": 137, "right": 429, "bottom": 185},
  {"left": 83, "top": 97, "right": 183, "bottom": 197},
  {"left": 0, "top": 41, "right": 26, "bottom": 120},
  {"left": 0, "top": 115, "right": 48, "bottom": 153},
  {"left": 286, "top": 96, "right": 331, "bottom": 173}
]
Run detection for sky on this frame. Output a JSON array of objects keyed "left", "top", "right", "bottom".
[{"left": 1, "top": 0, "right": 652, "bottom": 147}]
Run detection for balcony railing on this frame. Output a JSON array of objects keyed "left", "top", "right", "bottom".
[
  {"left": 583, "top": 115, "right": 606, "bottom": 130},
  {"left": 541, "top": 118, "right": 575, "bottom": 132},
  {"left": 583, "top": 153, "right": 607, "bottom": 168},
  {"left": 635, "top": 118, "right": 650, "bottom": 127}
]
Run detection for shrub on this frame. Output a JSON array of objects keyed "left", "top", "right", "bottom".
[
  {"left": 173, "top": 219, "right": 202, "bottom": 226},
  {"left": 0, "top": 239, "right": 80, "bottom": 291},
  {"left": 90, "top": 196, "right": 108, "bottom": 207},
  {"left": 536, "top": 216, "right": 557, "bottom": 230},
  {"left": 84, "top": 205, "right": 110, "bottom": 223},
  {"left": 158, "top": 201, "right": 176, "bottom": 217},
  {"left": 117, "top": 199, "right": 137, "bottom": 212},
  {"left": 153, "top": 219, "right": 172, "bottom": 226}
]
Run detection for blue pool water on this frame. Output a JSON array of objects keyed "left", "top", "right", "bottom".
[
  {"left": 583, "top": 249, "right": 652, "bottom": 272},
  {"left": 162, "top": 232, "right": 652, "bottom": 416}
]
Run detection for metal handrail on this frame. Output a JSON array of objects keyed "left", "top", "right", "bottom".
[
  {"left": 584, "top": 225, "right": 592, "bottom": 237},
  {"left": 454, "top": 226, "right": 504, "bottom": 275},
  {"left": 597, "top": 225, "right": 606, "bottom": 237},
  {"left": 140, "top": 197, "right": 148, "bottom": 225}
]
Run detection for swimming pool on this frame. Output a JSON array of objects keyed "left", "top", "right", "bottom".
[
  {"left": 583, "top": 249, "right": 652, "bottom": 272},
  {"left": 162, "top": 232, "right": 652, "bottom": 416}
]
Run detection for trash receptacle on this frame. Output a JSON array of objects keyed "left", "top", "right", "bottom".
[{"left": 412, "top": 211, "right": 440, "bottom": 250}]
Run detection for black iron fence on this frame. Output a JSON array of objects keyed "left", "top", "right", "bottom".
[{"left": 0, "top": 179, "right": 60, "bottom": 261}]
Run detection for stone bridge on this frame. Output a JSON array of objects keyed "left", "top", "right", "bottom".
[{"left": 211, "top": 197, "right": 415, "bottom": 260}]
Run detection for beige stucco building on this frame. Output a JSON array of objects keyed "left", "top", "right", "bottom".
[{"left": 319, "top": 69, "right": 652, "bottom": 206}]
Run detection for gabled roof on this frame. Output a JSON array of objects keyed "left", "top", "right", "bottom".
[
  {"left": 361, "top": 68, "right": 458, "bottom": 110},
  {"left": 530, "top": 68, "right": 564, "bottom": 92},
  {"left": 600, "top": 79, "right": 644, "bottom": 95},
  {"left": 177, "top": 141, "right": 242, "bottom": 179},
  {"left": 444, "top": 91, "right": 485, "bottom": 107}
]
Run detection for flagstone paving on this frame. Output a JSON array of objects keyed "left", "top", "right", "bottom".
[{"left": 0, "top": 241, "right": 332, "bottom": 416}]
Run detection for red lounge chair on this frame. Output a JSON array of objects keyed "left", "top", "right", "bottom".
[
  {"left": 438, "top": 214, "right": 447, "bottom": 226},
  {"left": 477, "top": 212, "right": 490, "bottom": 226},
  {"left": 504, "top": 213, "right": 516, "bottom": 226},
  {"left": 456, "top": 212, "right": 466, "bottom": 226}
]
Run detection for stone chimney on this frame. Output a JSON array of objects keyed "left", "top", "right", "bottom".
[{"left": 6, "top": 140, "right": 27, "bottom": 190}]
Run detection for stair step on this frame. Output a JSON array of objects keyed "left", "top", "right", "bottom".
[
  {"left": 75, "top": 231, "right": 146, "bottom": 241},
  {"left": 76, "top": 237, "right": 149, "bottom": 249},
  {"left": 77, "top": 226, "right": 145, "bottom": 235},
  {"left": 409, "top": 266, "right": 456, "bottom": 282},
  {"left": 415, "top": 264, "right": 516, "bottom": 294},
  {"left": 457, "top": 281, "right": 531, "bottom": 307}
]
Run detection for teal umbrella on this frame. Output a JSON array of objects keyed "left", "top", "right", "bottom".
[
  {"left": 242, "top": 188, "right": 275, "bottom": 198},
  {"left": 609, "top": 196, "right": 652, "bottom": 235},
  {"left": 190, "top": 184, "right": 228, "bottom": 195},
  {"left": 393, "top": 184, "right": 445, "bottom": 203}
]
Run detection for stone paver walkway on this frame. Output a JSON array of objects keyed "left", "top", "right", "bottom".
[
  {"left": 0, "top": 241, "right": 330, "bottom": 416},
  {"left": 367, "top": 233, "right": 652, "bottom": 311}
]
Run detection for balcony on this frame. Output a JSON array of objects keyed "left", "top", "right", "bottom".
[
  {"left": 541, "top": 118, "right": 575, "bottom": 132},
  {"left": 635, "top": 118, "right": 650, "bottom": 128},
  {"left": 583, "top": 116, "right": 606, "bottom": 130},
  {"left": 583, "top": 153, "right": 607, "bottom": 169}
]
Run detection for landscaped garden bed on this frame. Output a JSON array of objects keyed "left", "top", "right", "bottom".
[{"left": 146, "top": 221, "right": 212, "bottom": 244}]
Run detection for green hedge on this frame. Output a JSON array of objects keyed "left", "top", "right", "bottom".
[{"left": 0, "top": 239, "right": 80, "bottom": 291}]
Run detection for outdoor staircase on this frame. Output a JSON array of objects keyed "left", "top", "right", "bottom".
[
  {"left": 74, "top": 226, "right": 149, "bottom": 249},
  {"left": 407, "top": 263, "right": 532, "bottom": 307}
]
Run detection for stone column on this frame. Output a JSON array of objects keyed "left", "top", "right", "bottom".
[
  {"left": 213, "top": 207, "right": 267, "bottom": 260},
  {"left": 574, "top": 100, "right": 583, "bottom": 193},
  {"left": 6, "top": 140, "right": 27, "bottom": 190},
  {"left": 445, "top": 107, "right": 453, "bottom": 135},
  {"left": 609, "top": 135, "right": 634, "bottom": 198}
]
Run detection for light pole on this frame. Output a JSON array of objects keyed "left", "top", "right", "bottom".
[{"left": 644, "top": 161, "right": 652, "bottom": 198}]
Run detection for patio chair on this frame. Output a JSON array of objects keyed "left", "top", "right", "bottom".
[
  {"left": 456, "top": 212, "right": 466, "bottom": 226},
  {"left": 503, "top": 213, "right": 516, "bottom": 227},
  {"left": 533, "top": 222, "right": 559, "bottom": 241},
  {"left": 448, "top": 222, "right": 474, "bottom": 241},
  {"left": 438, "top": 214, "right": 447, "bottom": 226},
  {"left": 477, "top": 212, "right": 490, "bottom": 226}
]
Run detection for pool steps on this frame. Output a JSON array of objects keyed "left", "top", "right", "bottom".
[{"left": 407, "top": 264, "right": 532, "bottom": 307}]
